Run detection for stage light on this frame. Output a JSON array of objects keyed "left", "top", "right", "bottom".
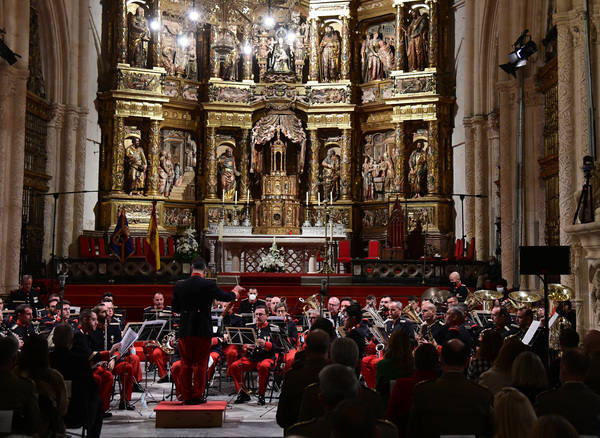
[
  {"left": 149, "top": 18, "right": 161, "bottom": 31},
  {"left": 177, "top": 34, "right": 190, "bottom": 48},
  {"left": 500, "top": 29, "right": 537, "bottom": 77},
  {"left": 188, "top": 9, "right": 200, "bottom": 21},
  {"left": 242, "top": 44, "right": 252, "bottom": 55},
  {"left": 264, "top": 15, "right": 275, "bottom": 28},
  {"left": 286, "top": 31, "right": 296, "bottom": 44}
]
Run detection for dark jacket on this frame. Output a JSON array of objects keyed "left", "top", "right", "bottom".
[{"left": 171, "top": 274, "right": 236, "bottom": 338}]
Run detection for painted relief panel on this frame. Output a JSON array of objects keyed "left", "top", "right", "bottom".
[
  {"left": 360, "top": 21, "right": 395, "bottom": 83},
  {"left": 160, "top": 129, "right": 197, "bottom": 200},
  {"left": 362, "top": 130, "right": 395, "bottom": 201}
]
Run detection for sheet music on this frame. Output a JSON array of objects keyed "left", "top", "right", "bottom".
[
  {"left": 548, "top": 312, "right": 559, "bottom": 329},
  {"left": 119, "top": 327, "right": 138, "bottom": 356},
  {"left": 521, "top": 320, "right": 541, "bottom": 346}
]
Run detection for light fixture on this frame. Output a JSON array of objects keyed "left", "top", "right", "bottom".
[
  {"left": 242, "top": 44, "right": 252, "bottom": 55},
  {"left": 286, "top": 31, "right": 296, "bottom": 44},
  {"left": 500, "top": 29, "right": 537, "bottom": 77},
  {"left": 177, "top": 34, "right": 190, "bottom": 48},
  {"left": 264, "top": 15, "right": 275, "bottom": 28},
  {"left": 149, "top": 18, "right": 161, "bottom": 31},
  {"left": 188, "top": 9, "right": 200, "bottom": 21}
]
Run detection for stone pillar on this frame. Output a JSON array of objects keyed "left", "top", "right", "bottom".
[
  {"left": 393, "top": 122, "right": 405, "bottom": 194},
  {"left": 111, "top": 116, "right": 125, "bottom": 191},
  {"left": 56, "top": 107, "right": 78, "bottom": 257},
  {"left": 463, "top": 118, "right": 475, "bottom": 244},
  {"left": 394, "top": 1, "right": 406, "bottom": 70},
  {"left": 340, "top": 129, "right": 351, "bottom": 200},
  {"left": 309, "top": 129, "right": 319, "bottom": 201},
  {"left": 487, "top": 113, "right": 501, "bottom": 253},
  {"left": 340, "top": 15, "right": 350, "bottom": 80},
  {"left": 427, "top": 119, "right": 440, "bottom": 195},
  {"left": 147, "top": 120, "right": 161, "bottom": 196},
  {"left": 240, "top": 129, "right": 251, "bottom": 200},
  {"left": 427, "top": 0, "right": 437, "bottom": 69},
  {"left": 151, "top": 0, "right": 161, "bottom": 68},
  {"left": 206, "top": 127, "right": 218, "bottom": 199},
  {"left": 308, "top": 17, "right": 319, "bottom": 82},
  {"left": 473, "top": 116, "right": 489, "bottom": 260},
  {"left": 72, "top": 108, "right": 89, "bottom": 254}
]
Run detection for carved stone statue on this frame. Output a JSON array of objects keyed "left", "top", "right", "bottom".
[
  {"left": 406, "top": 9, "right": 429, "bottom": 71},
  {"left": 158, "top": 151, "right": 174, "bottom": 196},
  {"left": 362, "top": 156, "right": 375, "bottom": 201},
  {"left": 381, "top": 152, "right": 395, "bottom": 192},
  {"left": 320, "top": 25, "right": 341, "bottom": 82},
  {"left": 218, "top": 148, "right": 240, "bottom": 200},
  {"left": 127, "top": 6, "right": 150, "bottom": 68},
  {"left": 184, "top": 134, "right": 197, "bottom": 172},
  {"left": 364, "top": 32, "right": 384, "bottom": 82},
  {"left": 126, "top": 138, "right": 147, "bottom": 195},
  {"left": 322, "top": 149, "right": 340, "bottom": 202},
  {"left": 267, "top": 36, "right": 294, "bottom": 73},
  {"left": 408, "top": 140, "right": 428, "bottom": 197}
]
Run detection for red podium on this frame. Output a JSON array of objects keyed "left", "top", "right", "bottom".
[{"left": 154, "top": 400, "right": 227, "bottom": 428}]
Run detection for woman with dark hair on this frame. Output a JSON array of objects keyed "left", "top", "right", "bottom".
[
  {"left": 529, "top": 414, "right": 579, "bottom": 438},
  {"left": 479, "top": 337, "right": 528, "bottom": 394},
  {"left": 511, "top": 351, "right": 548, "bottom": 404},
  {"left": 386, "top": 343, "right": 439, "bottom": 437},
  {"left": 16, "top": 334, "right": 68, "bottom": 438},
  {"left": 375, "top": 331, "right": 414, "bottom": 408},
  {"left": 467, "top": 329, "right": 503, "bottom": 381}
]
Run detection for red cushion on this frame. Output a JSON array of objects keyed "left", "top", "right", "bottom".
[
  {"left": 367, "top": 240, "right": 380, "bottom": 259},
  {"left": 167, "top": 237, "right": 175, "bottom": 257},
  {"left": 98, "top": 237, "right": 107, "bottom": 257},
  {"left": 79, "top": 236, "right": 92, "bottom": 257}
]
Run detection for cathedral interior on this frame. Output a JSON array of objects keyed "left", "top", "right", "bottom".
[{"left": 1, "top": 0, "right": 600, "bottom": 334}]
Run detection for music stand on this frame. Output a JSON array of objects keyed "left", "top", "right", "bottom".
[
  {"left": 240, "top": 313, "right": 254, "bottom": 325},
  {"left": 268, "top": 325, "right": 290, "bottom": 353},
  {"left": 225, "top": 327, "right": 256, "bottom": 345},
  {"left": 136, "top": 320, "right": 166, "bottom": 344},
  {"left": 121, "top": 322, "right": 143, "bottom": 338}
]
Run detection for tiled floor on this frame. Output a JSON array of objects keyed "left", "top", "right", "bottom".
[{"left": 70, "top": 369, "right": 284, "bottom": 437}]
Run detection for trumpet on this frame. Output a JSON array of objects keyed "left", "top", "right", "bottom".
[{"left": 375, "top": 343, "right": 385, "bottom": 358}]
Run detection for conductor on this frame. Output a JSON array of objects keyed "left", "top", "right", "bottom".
[{"left": 172, "top": 257, "right": 243, "bottom": 404}]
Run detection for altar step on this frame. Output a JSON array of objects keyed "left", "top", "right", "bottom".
[
  {"left": 154, "top": 400, "right": 227, "bottom": 428},
  {"left": 168, "top": 170, "right": 195, "bottom": 199}
]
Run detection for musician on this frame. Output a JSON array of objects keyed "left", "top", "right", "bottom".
[
  {"left": 141, "top": 293, "right": 172, "bottom": 383},
  {"left": 491, "top": 306, "right": 517, "bottom": 339},
  {"left": 419, "top": 301, "right": 445, "bottom": 345},
  {"left": 327, "top": 297, "right": 341, "bottom": 327},
  {"left": 238, "top": 288, "right": 266, "bottom": 314},
  {"left": 101, "top": 299, "right": 122, "bottom": 332},
  {"left": 449, "top": 272, "right": 469, "bottom": 302},
  {"left": 363, "top": 295, "right": 376, "bottom": 310},
  {"left": 440, "top": 307, "right": 473, "bottom": 352},
  {"left": 59, "top": 300, "right": 77, "bottom": 328},
  {"left": 446, "top": 296, "right": 459, "bottom": 308},
  {"left": 231, "top": 305, "right": 280, "bottom": 405},
  {"left": 386, "top": 301, "right": 417, "bottom": 346},
  {"left": 265, "top": 295, "right": 274, "bottom": 314},
  {"left": 220, "top": 300, "right": 244, "bottom": 378},
  {"left": 143, "top": 291, "right": 172, "bottom": 320},
  {"left": 171, "top": 257, "right": 241, "bottom": 405},
  {"left": 10, "top": 304, "right": 36, "bottom": 343},
  {"left": 38, "top": 297, "right": 60, "bottom": 333},
  {"left": 407, "top": 296, "right": 421, "bottom": 314},
  {"left": 515, "top": 307, "right": 547, "bottom": 360},
  {"left": 8, "top": 275, "right": 43, "bottom": 318},
  {"left": 343, "top": 303, "right": 369, "bottom": 361},
  {"left": 274, "top": 303, "right": 298, "bottom": 372},
  {"left": 270, "top": 296, "right": 281, "bottom": 315}
]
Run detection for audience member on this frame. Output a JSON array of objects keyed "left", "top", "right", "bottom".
[
  {"left": 343, "top": 302, "right": 369, "bottom": 360},
  {"left": 0, "top": 335, "right": 41, "bottom": 435},
  {"left": 529, "top": 414, "right": 579, "bottom": 438},
  {"left": 329, "top": 398, "right": 398, "bottom": 438},
  {"left": 408, "top": 339, "right": 494, "bottom": 437},
  {"left": 386, "top": 343, "right": 439, "bottom": 437},
  {"left": 511, "top": 351, "right": 548, "bottom": 404},
  {"left": 467, "top": 328, "right": 502, "bottom": 381},
  {"left": 535, "top": 348, "right": 600, "bottom": 435},
  {"left": 478, "top": 336, "right": 527, "bottom": 394},
  {"left": 582, "top": 329, "right": 600, "bottom": 394},
  {"left": 493, "top": 387, "right": 537, "bottom": 438},
  {"left": 375, "top": 331, "right": 414, "bottom": 407},
  {"left": 16, "top": 334, "right": 68, "bottom": 438},
  {"left": 548, "top": 327, "right": 579, "bottom": 388},
  {"left": 277, "top": 329, "right": 330, "bottom": 434}
]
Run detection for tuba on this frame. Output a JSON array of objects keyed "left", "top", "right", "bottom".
[
  {"left": 403, "top": 306, "right": 424, "bottom": 325},
  {"left": 301, "top": 294, "right": 321, "bottom": 314}
]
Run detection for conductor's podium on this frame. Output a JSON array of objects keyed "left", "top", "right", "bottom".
[{"left": 154, "top": 400, "right": 227, "bottom": 428}]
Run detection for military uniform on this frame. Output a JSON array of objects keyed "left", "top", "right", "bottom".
[
  {"left": 238, "top": 298, "right": 266, "bottom": 314},
  {"left": 8, "top": 287, "right": 43, "bottom": 317},
  {"left": 10, "top": 321, "right": 36, "bottom": 340},
  {"left": 420, "top": 319, "right": 445, "bottom": 344}
]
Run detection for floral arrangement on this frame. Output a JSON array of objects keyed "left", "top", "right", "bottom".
[
  {"left": 175, "top": 228, "right": 199, "bottom": 262},
  {"left": 259, "top": 239, "right": 286, "bottom": 272}
]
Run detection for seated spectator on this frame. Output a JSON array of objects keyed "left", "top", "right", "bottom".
[
  {"left": 287, "top": 364, "right": 359, "bottom": 437},
  {"left": 493, "top": 387, "right": 537, "bottom": 438},
  {"left": 16, "top": 334, "right": 68, "bottom": 438},
  {"left": 277, "top": 329, "right": 330, "bottom": 434},
  {"left": 408, "top": 339, "right": 494, "bottom": 437},
  {"left": 529, "top": 414, "right": 579, "bottom": 438},
  {"left": 50, "top": 323, "right": 104, "bottom": 438},
  {"left": 386, "top": 343, "right": 439, "bottom": 437},
  {"left": 535, "top": 348, "right": 600, "bottom": 435},
  {"left": 0, "top": 336, "right": 40, "bottom": 435},
  {"left": 511, "top": 351, "right": 548, "bottom": 404},
  {"left": 548, "top": 327, "right": 579, "bottom": 388},
  {"left": 375, "top": 331, "right": 414, "bottom": 408},
  {"left": 467, "top": 328, "right": 502, "bottom": 381},
  {"left": 478, "top": 336, "right": 527, "bottom": 394},
  {"left": 329, "top": 398, "right": 398, "bottom": 438},
  {"left": 582, "top": 329, "right": 600, "bottom": 394}
]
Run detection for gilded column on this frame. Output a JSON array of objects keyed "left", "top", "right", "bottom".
[
  {"left": 118, "top": 0, "right": 127, "bottom": 63},
  {"left": 308, "top": 17, "right": 319, "bottom": 81},
  {"left": 309, "top": 129, "right": 319, "bottom": 201},
  {"left": 240, "top": 129, "right": 251, "bottom": 200},
  {"left": 210, "top": 26, "right": 220, "bottom": 78},
  {"left": 340, "top": 129, "right": 351, "bottom": 200},
  {"left": 147, "top": 120, "right": 161, "bottom": 196},
  {"left": 206, "top": 127, "right": 218, "bottom": 199},
  {"left": 427, "top": 0, "right": 437, "bottom": 69},
  {"left": 394, "top": 1, "right": 406, "bottom": 70},
  {"left": 427, "top": 119, "right": 439, "bottom": 195},
  {"left": 473, "top": 116, "right": 489, "bottom": 259},
  {"left": 393, "top": 122, "right": 405, "bottom": 194},
  {"left": 340, "top": 15, "right": 350, "bottom": 80},
  {"left": 111, "top": 116, "right": 125, "bottom": 192}
]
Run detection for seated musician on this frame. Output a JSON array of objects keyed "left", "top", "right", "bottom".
[
  {"left": 269, "top": 296, "right": 281, "bottom": 316},
  {"left": 220, "top": 299, "right": 243, "bottom": 377},
  {"left": 491, "top": 306, "right": 517, "bottom": 339},
  {"left": 327, "top": 297, "right": 341, "bottom": 327},
  {"left": 343, "top": 303, "right": 369, "bottom": 362},
  {"left": 378, "top": 295, "right": 392, "bottom": 319},
  {"left": 8, "top": 275, "right": 44, "bottom": 318},
  {"left": 39, "top": 297, "right": 60, "bottom": 333},
  {"left": 440, "top": 306, "right": 473, "bottom": 352},
  {"left": 72, "top": 308, "right": 135, "bottom": 413},
  {"left": 102, "top": 299, "right": 122, "bottom": 331},
  {"left": 419, "top": 301, "right": 445, "bottom": 345},
  {"left": 273, "top": 303, "right": 298, "bottom": 372},
  {"left": 231, "top": 305, "right": 281, "bottom": 405},
  {"left": 143, "top": 291, "right": 171, "bottom": 320},
  {"left": 10, "top": 304, "right": 36, "bottom": 345},
  {"left": 363, "top": 295, "right": 376, "bottom": 311},
  {"left": 142, "top": 292, "right": 172, "bottom": 383},
  {"left": 238, "top": 288, "right": 266, "bottom": 314}
]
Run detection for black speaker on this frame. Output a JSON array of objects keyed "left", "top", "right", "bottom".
[{"left": 519, "top": 246, "right": 571, "bottom": 275}]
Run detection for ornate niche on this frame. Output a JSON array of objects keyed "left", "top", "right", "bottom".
[
  {"left": 159, "top": 9, "right": 199, "bottom": 80},
  {"left": 123, "top": 128, "right": 148, "bottom": 196},
  {"left": 321, "top": 139, "right": 342, "bottom": 203},
  {"left": 216, "top": 136, "right": 240, "bottom": 201},
  {"left": 362, "top": 130, "right": 396, "bottom": 201},
  {"left": 360, "top": 21, "right": 396, "bottom": 83},
  {"left": 406, "top": 128, "right": 430, "bottom": 198},
  {"left": 159, "top": 129, "right": 196, "bottom": 200}
]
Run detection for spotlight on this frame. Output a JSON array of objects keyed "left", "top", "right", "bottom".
[
  {"left": 0, "top": 29, "right": 20, "bottom": 65},
  {"left": 177, "top": 34, "right": 190, "bottom": 48},
  {"left": 188, "top": 9, "right": 200, "bottom": 21},
  {"left": 286, "top": 31, "right": 296, "bottom": 44},
  {"left": 500, "top": 29, "right": 537, "bottom": 77},
  {"left": 242, "top": 44, "right": 252, "bottom": 55},
  {"left": 149, "top": 18, "right": 161, "bottom": 31},
  {"left": 264, "top": 15, "right": 275, "bottom": 28}
]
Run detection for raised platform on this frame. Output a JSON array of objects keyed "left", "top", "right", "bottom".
[{"left": 154, "top": 401, "right": 227, "bottom": 428}]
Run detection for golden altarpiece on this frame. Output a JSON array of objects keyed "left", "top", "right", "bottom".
[{"left": 96, "top": 0, "right": 455, "bottom": 270}]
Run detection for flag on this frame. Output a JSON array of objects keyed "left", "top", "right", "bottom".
[
  {"left": 110, "top": 208, "right": 134, "bottom": 264},
  {"left": 145, "top": 202, "right": 160, "bottom": 272}
]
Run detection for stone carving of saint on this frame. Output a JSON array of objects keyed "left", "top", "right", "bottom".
[
  {"left": 366, "top": 33, "right": 384, "bottom": 82},
  {"left": 172, "top": 163, "right": 182, "bottom": 189},
  {"left": 185, "top": 134, "right": 197, "bottom": 172},
  {"left": 381, "top": 152, "right": 395, "bottom": 192},
  {"left": 127, "top": 6, "right": 150, "bottom": 68},
  {"left": 267, "top": 35, "right": 294, "bottom": 73},
  {"left": 362, "top": 156, "right": 375, "bottom": 201},
  {"left": 408, "top": 140, "right": 428, "bottom": 197},
  {"left": 378, "top": 39, "right": 395, "bottom": 77},
  {"left": 322, "top": 149, "right": 340, "bottom": 202},
  {"left": 126, "top": 138, "right": 147, "bottom": 195},
  {"left": 406, "top": 9, "right": 429, "bottom": 71},
  {"left": 184, "top": 32, "right": 197, "bottom": 80},
  {"left": 320, "top": 25, "right": 341, "bottom": 82},
  {"left": 218, "top": 148, "right": 240, "bottom": 200},
  {"left": 158, "top": 151, "right": 174, "bottom": 196}
]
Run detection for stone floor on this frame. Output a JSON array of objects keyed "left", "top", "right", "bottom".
[{"left": 68, "top": 366, "right": 284, "bottom": 438}]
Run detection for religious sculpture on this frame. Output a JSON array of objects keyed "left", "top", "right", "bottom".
[
  {"left": 218, "top": 148, "right": 240, "bottom": 200},
  {"left": 159, "top": 151, "right": 174, "bottom": 196},
  {"left": 381, "top": 152, "right": 395, "bottom": 192},
  {"left": 320, "top": 25, "right": 341, "bottom": 82},
  {"left": 322, "top": 149, "right": 340, "bottom": 202},
  {"left": 184, "top": 32, "right": 198, "bottom": 80},
  {"left": 406, "top": 8, "right": 429, "bottom": 71},
  {"left": 127, "top": 6, "right": 150, "bottom": 68},
  {"left": 362, "top": 32, "right": 387, "bottom": 82},
  {"left": 126, "top": 138, "right": 147, "bottom": 195},
  {"left": 267, "top": 32, "right": 295, "bottom": 73},
  {"left": 362, "top": 156, "right": 375, "bottom": 201},
  {"left": 184, "top": 134, "right": 197, "bottom": 172},
  {"left": 408, "top": 140, "right": 428, "bottom": 197}
]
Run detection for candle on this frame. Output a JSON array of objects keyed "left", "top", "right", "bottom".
[
  {"left": 306, "top": 191, "right": 309, "bottom": 206},
  {"left": 330, "top": 222, "right": 333, "bottom": 242},
  {"left": 222, "top": 190, "right": 225, "bottom": 203},
  {"left": 330, "top": 191, "right": 333, "bottom": 204},
  {"left": 246, "top": 189, "right": 250, "bottom": 203},
  {"left": 235, "top": 191, "right": 238, "bottom": 205},
  {"left": 318, "top": 192, "right": 321, "bottom": 206}
]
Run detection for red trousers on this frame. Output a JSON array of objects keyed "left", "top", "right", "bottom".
[
  {"left": 178, "top": 336, "right": 211, "bottom": 402},
  {"left": 223, "top": 344, "right": 239, "bottom": 376},
  {"left": 208, "top": 351, "right": 220, "bottom": 381},
  {"left": 93, "top": 366, "right": 113, "bottom": 411},
  {"left": 230, "top": 356, "right": 274, "bottom": 396},
  {"left": 361, "top": 354, "right": 382, "bottom": 389},
  {"left": 171, "top": 360, "right": 183, "bottom": 401},
  {"left": 149, "top": 347, "right": 169, "bottom": 378},
  {"left": 113, "top": 360, "right": 134, "bottom": 401},
  {"left": 282, "top": 349, "right": 297, "bottom": 373},
  {"left": 125, "top": 353, "right": 142, "bottom": 382}
]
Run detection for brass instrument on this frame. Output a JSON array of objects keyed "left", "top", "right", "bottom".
[
  {"left": 509, "top": 291, "right": 542, "bottom": 307},
  {"left": 402, "top": 306, "right": 424, "bottom": 325},
  {"left": 365, "top": 306, "right": 387, "bottom": 328},
  {"left": 474, "top": 289, "right": 503, "bottom": 311},
  {"left": 301, "top": 294, "right": 320, "bottom": 314},
  {"left": 544, "top": 283, "right": 574, "bottom": 349},
  {"left": 144, "top": 330, "right": 176, "bottom": 355},
  {"left": 375, "top": 343, "right": 384, "bottom": 358},
  {"left": 421, "top": 287, "right": 451, "bottom": 311},
  {"left": 464, "top": 291, "right": 483, "bottom": 311}
]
